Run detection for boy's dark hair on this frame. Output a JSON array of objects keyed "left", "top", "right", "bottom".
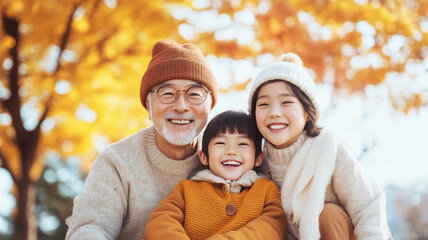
[
  {"left": 202, "top": 110, "right": 262, "bottom": 159},
  {"left": 250, "top": 80, "right": 322, "bottom": 137}
]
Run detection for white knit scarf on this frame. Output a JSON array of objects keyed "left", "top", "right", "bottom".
[{"left": 278, "top": 131, "right": 337, "bottom": 240}]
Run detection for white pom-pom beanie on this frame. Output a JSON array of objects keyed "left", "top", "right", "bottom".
[{"left": 247, "top": 53, "right": 320, "bottom": 121}]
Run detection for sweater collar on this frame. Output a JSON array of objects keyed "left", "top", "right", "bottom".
[
  {"left": 144, "top": 126, "right": 202, "bottom": 175},
  {"left": 191, "top": 169, "right": 262, "bottom": 194},
  {"left": 265, "top": 131, "right": 308, "bottom": 167}
]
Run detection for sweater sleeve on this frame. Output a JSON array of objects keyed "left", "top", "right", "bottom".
[
  {"left": 65, "top": 150, "right": 128, "bottom": 240},
  {"left": 144, "top": 181, "right": 190, "bottom": 240},
  {"left": 332, "top": 144, "right": 390, "bottom": 240},
  {"left": 207, "top": 180, "right": 287, "bottom": 240}
]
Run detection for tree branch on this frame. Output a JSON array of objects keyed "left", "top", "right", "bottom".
[
  {"left": 1, "top": 12, "right": 26, "bottom": 146},
  {"left": 35, "top": 97, "right": 52, "bottom": 131},
  {"left": 53, "top": 4, "right": 79, "bottom": 75},
  {"left": 88, "top": 0, "right": 102, "bottom": 17}
]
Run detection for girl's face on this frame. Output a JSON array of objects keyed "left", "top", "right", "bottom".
[{"left": 255, "top": 81, "right": 307, "bottom": 148}]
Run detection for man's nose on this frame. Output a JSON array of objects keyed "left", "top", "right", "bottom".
[{"left": 172, "top": 93, "right": 189, "bottom": 113}]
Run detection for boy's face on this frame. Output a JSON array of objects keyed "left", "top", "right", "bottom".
[{"left": 199, "top": 131, "right": 263, "bottom": 181}]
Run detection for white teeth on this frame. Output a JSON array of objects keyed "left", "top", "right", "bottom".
[
  {"left": 222, "top": 161, "right": 241, "bottom": 166},
  {"left": 170, "top": 119, "right": 191, "bottom": 124},
  {"left": 269, "top": 124, "right": 286, "bottom": 129}
]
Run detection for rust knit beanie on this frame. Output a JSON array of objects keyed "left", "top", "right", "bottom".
[{"left": 140, "top": 39, "right": 218, "bottom": 110}]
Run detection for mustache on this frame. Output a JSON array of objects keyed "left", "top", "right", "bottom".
[{"left": 164, "top": 113, "right": 196, "bottom": 121}]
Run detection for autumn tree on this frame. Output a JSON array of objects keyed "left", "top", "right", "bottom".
[{"left": 0, "top": 0, "right": 190, "bottom": 239}]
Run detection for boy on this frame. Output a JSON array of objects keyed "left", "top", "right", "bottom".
[{"left": 144, "top": 111, "right": 287, "bottom": 239}]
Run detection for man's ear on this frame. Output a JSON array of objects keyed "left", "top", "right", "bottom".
[
  {"left": 199, "top": 151, "right": 209, "bottom": 166},
  {"left": 146, "top": 98, "right": 152, "bottom": 120},
  {"left": 254, "top": 152, "right": 264, "bottom": 167}
]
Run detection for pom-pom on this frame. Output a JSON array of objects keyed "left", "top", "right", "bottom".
[{"left": 280, "top": 53, "right": 303, "bottom": 65}]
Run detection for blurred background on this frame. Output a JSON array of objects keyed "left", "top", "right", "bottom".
[{"left": 0, "top": 0, "right": 427, "bottom": 239}]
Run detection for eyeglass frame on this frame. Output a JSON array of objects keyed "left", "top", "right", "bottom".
[{"left": 148, "top": 84, "right": 211, "bottom": 105}]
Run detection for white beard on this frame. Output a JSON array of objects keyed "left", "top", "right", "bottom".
[
  {"left": 147, "top": 93, "right": 210, "bottom": 146},
  {"left": 158, "top": 124, "right": 198, "bottom": 146},
  {"left": 148, "top": 104, "right": 198, "bottom": 146}
]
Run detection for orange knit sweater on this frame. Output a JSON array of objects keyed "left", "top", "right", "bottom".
[{"left": 144, "top": 176, "right": 287, "bottom": 240}]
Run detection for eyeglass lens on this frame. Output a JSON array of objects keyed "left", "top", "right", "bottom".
[{"left": 157, "top": 86, "right": 207, "bottom": 104}]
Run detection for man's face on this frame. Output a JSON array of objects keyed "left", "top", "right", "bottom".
[{"left": 147, "top": 79, "right": 212, "bottom": 146}]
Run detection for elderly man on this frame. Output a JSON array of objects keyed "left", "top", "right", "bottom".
[{"left": 66, "top": 39, "right": 218, "bottom": 240}]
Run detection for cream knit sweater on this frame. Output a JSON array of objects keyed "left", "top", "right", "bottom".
[
  {"left": 262, "top": 130, "right": 390, "bottom": 240},
  {"left": 65, "top": 126, "right": 202, "bottom": 240}
]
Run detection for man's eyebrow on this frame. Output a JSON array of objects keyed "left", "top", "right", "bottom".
[
  {"left": 158, "top": 82, "right": 202, "bottom": 88},
  {"left": 158, "top": 83, "right": 172, "bottom": 88},
  {"left": 189, "top": 83, "right": 202, "bottom": 87}
]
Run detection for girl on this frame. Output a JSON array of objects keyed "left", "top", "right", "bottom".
[{"left": 248, "top": 53, "right": 391, "bottom": 240}]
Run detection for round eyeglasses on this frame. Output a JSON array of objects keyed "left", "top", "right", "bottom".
[{"left": 149, "top": 85, "right": 211, "bottom": 105}]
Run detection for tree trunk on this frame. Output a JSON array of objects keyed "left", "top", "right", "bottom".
[
  {"left": 14, "top": 181, "right": 36, "bottom": 240},
  {"left": 14, "top": 129, "right": 40, "bottom": 240},
  {"left": 13, "top": 129, "right": 41, "bottom": 240},
  {"left": 2, "top": 13, "right": 41, "bottom": 240}
]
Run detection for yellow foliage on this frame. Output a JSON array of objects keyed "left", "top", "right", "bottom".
[
  {"left": 403, "top": 93, "right": 426, "bottom": 114},
  {"left": 0, "top": 34, "right": 15, "bottom": 59},
  {"left": 391, "top": 92, "right": 426, "bottom": 115},
  {"left": 30, "top": 157, "right": 43, "bottom": 182},
  {"left": 73, "top": 17, "right": 90, "bottom": 32},
  {"left": 220, "top": 78, "right": 252, "bottom": 93},
  {"left": 1, "top": 35, "right": 15, "bottom": 49},
  {"left": 0, "top": 0, "right": 189, "bottom": 189},
  {"left": 0, "top": 136, "right": 22, "bottom": 180},
  {"left": 7, "top": 0, "right": 24, "bottom": 15},
  {"left": 269, "top": 19, "right": 281, "bottom": 34}
]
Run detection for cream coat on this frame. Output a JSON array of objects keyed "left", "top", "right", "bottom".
[{"left": 262, "top": 130, "right": 391, "bottom": 240}]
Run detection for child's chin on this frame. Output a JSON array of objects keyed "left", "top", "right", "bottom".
[{"left": 225, "top": 175, "right": 242, "bottom": 181}]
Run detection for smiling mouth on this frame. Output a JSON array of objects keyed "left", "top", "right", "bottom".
[
  {"left": 222, "top": 160, "right": 242, "bottom": 166},
  {"left": 169, "top": 119, "right": 193, "bottom": 125},
  {"left": 268, "top": 124, "right": 287, "bottom": 130}
]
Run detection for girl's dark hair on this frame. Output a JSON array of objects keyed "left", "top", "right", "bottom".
[
  {"left": 250, "top": 80, "right": 322, "bottom": 137},
  {"left": 202, "top": 110, "right": 262, "bottom": 159}
]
